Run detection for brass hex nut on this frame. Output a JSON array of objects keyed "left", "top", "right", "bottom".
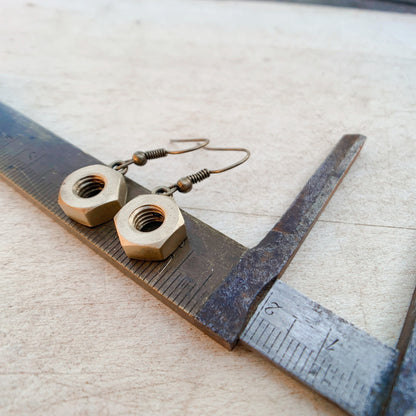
[
  {"left": 114, "top": 194, "right": 187, "bottom": 261},
  {"left": 58, "top": 164, "right": 127, "bottom": 227}
]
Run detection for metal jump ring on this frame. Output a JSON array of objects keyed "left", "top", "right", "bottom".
[
  {"left": 151, "top": 185, "right": 177, "bottom": 197},
  {"left": 110, "top": 160, "right": 129, "bottom": 175}
]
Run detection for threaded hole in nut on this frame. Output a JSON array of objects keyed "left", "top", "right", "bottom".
[
  {"left": 129, "top": 204, "right": 165, "bottom": 233},
  {"left": 73, "top": 175, "right": 105, "bottom": 198}
]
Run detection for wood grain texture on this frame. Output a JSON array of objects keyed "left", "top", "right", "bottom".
[{"left": 0, "top": 0, "right": 415, "bottom": 415}]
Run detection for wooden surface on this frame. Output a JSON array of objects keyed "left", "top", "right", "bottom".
[{"left": 0, "top": 0, "right": 415, "bottom": 414}]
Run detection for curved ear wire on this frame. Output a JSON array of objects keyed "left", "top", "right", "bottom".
[
  {"left": 152, "top": 146, "right": 250, "bottom": 195},
  {"left": 203, "top": 146, "right": 250, "bottom": 174},
  {"left": 111, "top": 138, "right": 209, "bottom": 174},
  {"left": 168, "top": 138, "right": 209, "bottom": 154}
]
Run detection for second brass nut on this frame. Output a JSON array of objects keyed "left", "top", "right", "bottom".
[{"left": 114, "top": 194, "right": 187, "bottom": 261}]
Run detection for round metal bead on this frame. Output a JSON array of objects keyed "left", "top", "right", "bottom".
[
  {"left": 176, "top": 177, "right": 193, "bottom": 193},
  {"left": 132, "top": 151, "right": 148, "bottom": 166}
]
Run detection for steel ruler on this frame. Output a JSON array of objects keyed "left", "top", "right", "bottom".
[{"left": 0, "top": 102, "right": 414, "bottom": 416}]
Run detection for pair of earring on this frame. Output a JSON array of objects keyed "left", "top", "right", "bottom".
[{"left": 58, "top": 138, "right": 250, "bottom": 261}]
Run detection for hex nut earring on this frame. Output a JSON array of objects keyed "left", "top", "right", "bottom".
[
  {"left": 57, "top": 138, "right": 209, "bottom": 227},
  {"left": 114, "top": 146, "right": 250, "bottom": 261},
  {"left": 114, "top": 194, "right": 187, "bottom": 261},
  {"left": 58, "top": 164, "right": 127, "bottom": 227}
]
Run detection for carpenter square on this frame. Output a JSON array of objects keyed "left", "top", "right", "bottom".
[{"left": 0, "top": 102, "right": 414, "bottom": 416}]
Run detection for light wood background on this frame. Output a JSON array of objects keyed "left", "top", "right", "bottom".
[{"left": 0, "top": 0, "right": 415, "bottom": 415}]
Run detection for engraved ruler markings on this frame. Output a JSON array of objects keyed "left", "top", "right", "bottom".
[{"left": 241, "top": 280, "right": 398, "bottom": 416}]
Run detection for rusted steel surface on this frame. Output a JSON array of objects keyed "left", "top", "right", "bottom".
[{"left": 196, "top": 135, "right": 366, "bottom": 349}]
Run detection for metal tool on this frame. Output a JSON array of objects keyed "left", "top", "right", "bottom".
[{"left": 0, "top": 102, "right": 414, "bottom": 416}]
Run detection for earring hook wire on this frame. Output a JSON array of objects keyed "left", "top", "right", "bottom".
[
  {"left": 152, "top": 145, "right": 250, "bottom": 196},
  {"left": 111, "top": 138, "right": 209, "bottom": 174},
  {"left": 167, "top": 138, "right": 209, "bottom": 154},
  {"left": 203, "top": 146, "right": 250, "bottom": 174}
]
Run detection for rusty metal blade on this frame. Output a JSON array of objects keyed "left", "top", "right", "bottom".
[{"left": 196, "top": 135, "right": 366, "bottom": 349}]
